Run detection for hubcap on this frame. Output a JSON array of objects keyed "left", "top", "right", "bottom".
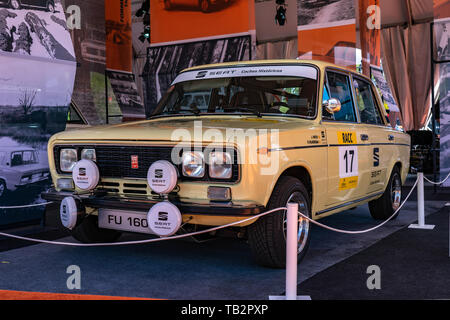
[
  {"left": 282, "top": 192, "right": 310, "bottom": 254},
  {"left": 11, "top": 0, "right": 19, "bottom": 9},
  {"left": 391, "top": 173, "right": 402, "bottom": 211},
  {"left": 0, "top": 183, "right": 5, "bottom": 197}
]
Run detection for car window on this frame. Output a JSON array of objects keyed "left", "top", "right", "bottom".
[
  {"left": 323, "top": 71, "right": 356, "bottom": 122},
  {"left": 353, "top": 77, "right": 384, "bottom": 125}
]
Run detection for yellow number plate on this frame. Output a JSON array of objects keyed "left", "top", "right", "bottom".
[{"left": 339, "top": 176, "right": 359, "bottom": 190}]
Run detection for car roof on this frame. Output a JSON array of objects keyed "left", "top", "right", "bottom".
[
  {"left": 181, "top": 59, "right": 370, "bottom": 80},
  {"left": 0, "top": 146, "right": 35, "bottom": 152}
]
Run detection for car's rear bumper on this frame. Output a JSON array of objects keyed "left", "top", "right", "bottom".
[{"left": 41, "top": 189, "right": 265, "bottom": 216}]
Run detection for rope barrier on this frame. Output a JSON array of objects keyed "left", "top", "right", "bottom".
[
  {"left": 0, "top": 175, "right": 422, "bottom": 245},
  {"left": 0, "top": 202, "right": 53, "bottom": 210},
  {"left": 423, "top": 171, "right": 450, "bottom": 185}
]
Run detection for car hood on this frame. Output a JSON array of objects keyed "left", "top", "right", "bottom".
[{"left": 51, "top": 116, "right": 314, "bottom": 144}]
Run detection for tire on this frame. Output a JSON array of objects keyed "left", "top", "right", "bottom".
[
  {"left": 369, "top": 166, "right": 402, "bottom": 220},
  {"left": 248, "top": 176, "right": 312, "bottom": 268},
  {"left": 71, "top": 215, "right": 121, "bottom": 243},
  {"left": 9, "top": 0, "right": 21, "bottom": 10},
  {"left": 46, "top": 1, "right": 55, "bottom": 13},
  {"left": 199, "top": 0, "right": 212, "bottom": 13},
  {"left": 0, "top": 180, "right": 6, "bottom": 199}
]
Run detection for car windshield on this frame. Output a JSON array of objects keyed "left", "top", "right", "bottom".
[
  {"left": 152, "top": 75, "right": 318, "bottom": 119},
  {"left": 10, "top": 151, "right": 38, "bottom": 167}
]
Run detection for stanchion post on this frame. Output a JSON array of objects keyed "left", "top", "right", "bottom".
[
  {"left": 286, "top": 202, "right": 298, "bottom": 300},
  {"left": 269, "top": 203, "right": 311, "bottom": 300},
  {"left": 409, "top": 172, "right": 435, "bottom": 230}
]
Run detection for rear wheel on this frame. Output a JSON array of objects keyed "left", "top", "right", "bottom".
[
  {"left": 248, "top": 176, "right": 311, "bottom": 268},
  {"left": 71, "top": 215, "right": 121, "bottom": 243},
  {"left": 369, "top": 166, "right": 402, "bottom": 220}
]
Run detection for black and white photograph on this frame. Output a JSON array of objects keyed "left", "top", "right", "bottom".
[
  {"left": 436, "top": 20, "right": 450, "bottom": 186},
  {"left": 106, "top": 70, "right": 145, "bottom": 120},
  {"left": 143, "top": 35, "right": 251, "bottom": 116},
  {"left": 297, "top": 0, "right": 355, "bottom": 26},
  {"left": 0, "top": 0, "right": 75, "bottom": 225},
  {"left": 371, "top": 66, "right": 399, "bottom": 113}
]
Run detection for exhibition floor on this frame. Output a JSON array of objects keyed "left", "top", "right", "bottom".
[
  {"left": 0, "top": 186, "right": 448, "bottom": 300},
  {"left": 298, "top": 206, "right": 450, "bottom": 300}
]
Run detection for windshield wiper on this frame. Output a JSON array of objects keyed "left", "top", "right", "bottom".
[{"left": 233, "top": 106, "right": 262, "bottom": 118}]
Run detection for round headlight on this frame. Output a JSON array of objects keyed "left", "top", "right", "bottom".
[
  {"left": 209, "top": 152, "right": 232, "bottom": 179},
  {"left": 182, "top": 151, "right": 205, "bottom": 178},
  {"left": 60, "top": 149, "right": 78, "bottom": 172},
  {"left": 81, "top": 148, "right": 96, "bottom": 162}
]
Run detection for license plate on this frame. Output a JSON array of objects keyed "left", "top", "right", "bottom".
[{"left": 98, "top": 209, "right": 154, "bottom": 234}]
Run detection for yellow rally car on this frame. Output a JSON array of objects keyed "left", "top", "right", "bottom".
[{"left": 43, "top": 60, "right": 410, "bottom": 268}]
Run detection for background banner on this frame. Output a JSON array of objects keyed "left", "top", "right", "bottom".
[
  {"left": 0, "top": 0, "right": 75, "bottom": 225},
  {"left": 297, "top": 0, "right": 356, "bottom": 68},
  {"left": 151, "top": 0, "right": 254, "bottom": 44},
  {"left": 105, "top": 0, "right": 145, "bottom": 120},
  {"left": 143, "top": 35, "right": 251, "bottom": 116}
]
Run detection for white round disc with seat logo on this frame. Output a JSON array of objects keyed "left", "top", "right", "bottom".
[
  {"left": 147, "top": 201, "right": 182, "bottom": 237},
  {"left": 72, "top": 159, "right": 100, "bottom": 190},
  {"left": 60, "top": 196, "right": 79, "bottom": 230},
  {"left": 147, "top": 160, "right": 178, "bottom": 194}
]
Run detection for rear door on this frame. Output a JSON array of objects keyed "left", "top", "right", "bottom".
[{"left": 351, "top": 75, "right": 389, "bottom": 194}]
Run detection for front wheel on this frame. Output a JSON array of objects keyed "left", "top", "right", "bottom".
[
  {"left": 369, "top": 166, "right": 402, "bottom": 220},
  {"left": 248, "top": 176, "right": 311, "bottom": 268},
  {"left": 71, "top": 215, "right": 121, "bottom": 243}
]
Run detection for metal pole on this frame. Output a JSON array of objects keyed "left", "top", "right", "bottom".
[
  {"left": 418, "top": 172, "right": 425, "bottom": 226},
  {"left": 105, "top": 70, "right": 109, "bottom": 124},
  {"left": 409, "top": 173, "right": 435, "bottom": 230},
  {"left": 430, "top": 22, "right": 437, "bottom": 193},
  {"left": 286, "top": 202, "right": 298, "bottom": 300}
]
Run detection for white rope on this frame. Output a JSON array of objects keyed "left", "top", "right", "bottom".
[
  {"left": 0, "top": 207, "right": 285, "bottom": 247},
  {"left": 423, "top": 171, "right": 450, "bottom": 185},
  {"left": 0, "top": 202, "right": 53, "bottom": 210},
  {"left": 297, "top": 176, "right": 419, "bottom": 234},
  {"left": 0, "top": 177, "right": 420, "bottom": 245}
]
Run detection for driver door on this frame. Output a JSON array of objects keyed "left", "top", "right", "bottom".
[{"left": 323, "top": 70, "right": 368, "bottom": 206}]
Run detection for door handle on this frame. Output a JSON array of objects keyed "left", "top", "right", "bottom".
[
  {"left": 360, "top": 134, "right": 369, "bottom": 141},
  {"left": 388, "top": 135, "right": 395, "bottom": 141}
]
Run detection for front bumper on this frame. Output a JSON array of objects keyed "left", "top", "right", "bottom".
[{"left": 41, "top": 189, "right": 265, "bottom": 217}]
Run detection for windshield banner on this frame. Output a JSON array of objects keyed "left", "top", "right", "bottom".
[{"left": 173, "top": 65, "right": 318, "bottom": 85}]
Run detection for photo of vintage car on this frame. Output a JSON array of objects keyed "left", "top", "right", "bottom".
[
  {"left": 161, "top": 0, "right": 232, "bottom": 13},
  {"left": 43, "top": 60, "right": 410, "bottom": 268},
  {"left": 0, "top": 146, "right": 50, "bottom": 199},
  {"left": 0, "top": 0, "right": 55, "bottom": 12}
]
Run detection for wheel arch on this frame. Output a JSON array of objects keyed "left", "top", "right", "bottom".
[{"left": 273, "top": 165, "right": 314, "bottom": 208}]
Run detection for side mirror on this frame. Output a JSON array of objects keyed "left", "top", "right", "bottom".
[{"left": 323, "top": 98, "right": 341, "bottom": 114}]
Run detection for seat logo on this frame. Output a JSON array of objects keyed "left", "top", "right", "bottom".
[
  {"left": 158, "top": 212, "right": 168, "bottom": 221},
  {"left": 131, "top": 155, "right": 139, "bottom": 169},
  {"left": 79, "top": 168, "right": 86, "bottom": 176},
  {"left": 155, "top": 169, "right": 163, "bottom": 179}
]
